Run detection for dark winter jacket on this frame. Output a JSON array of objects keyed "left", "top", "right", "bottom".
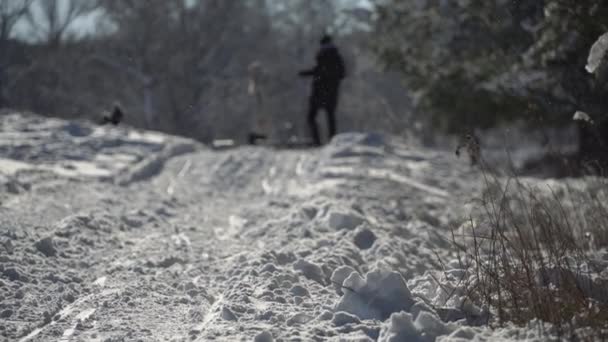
[{"left": 299, "top": 43, "right": 346, "bottom": 102}]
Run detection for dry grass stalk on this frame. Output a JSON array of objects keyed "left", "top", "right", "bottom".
[{"left": 449, "top": 158, "right": 608, "bottom": 339}]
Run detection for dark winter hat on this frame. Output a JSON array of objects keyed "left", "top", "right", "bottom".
[{"left": 320, "top": 35, "right": 332, "bottom": 45}]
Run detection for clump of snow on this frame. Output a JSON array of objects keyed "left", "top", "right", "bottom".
[
  {"left": 221, "top": 306, "right": 238, "bottom": 321},
  {"left": 331, "top": 266, "right": 357, "bottom": 294},
  {"left": 378, "top": 311, "right": 457, "bottom": 342},
  {"left": 377, "top": 311, "right": 419, "bottom": 342},
  {"left": 573, "top": 111, "right": 594, "bottom": 124},
  {"left": 587, "top": 32, "right": 608, "bottom": 74},
  {"left": 254, "top": 330, "right": 274, "bottom": 342},
  {"left": 332, "top": 311, "right": 362, "bottom": 326},
  {"left": 286, "top": 312, "right": 313, "bottom": 326},
  {"left": 293, "top": 259, "right": 327, "bottom": 285},
  {"left": 335, "top": 268, "right": 416, "bottom": 320},
  {"left": 327, "top": 210, "right": 366, "bottom": 230},
  {"left": 34, "top": 236, "right": 57, "bottom": 257},
  {"left": 260, "top": 263, "right": 279, "bottom": 274},
  {"left": 437, "top": 320, "right": 560, "bottom": 342},
  {"left": 353, "top": 226, "right": 377, "bottom": 249},
  {"left": 289, "top": 285, "right": 309, "bottom": 297},
  {"left": 410, "top": 301, "right": 436, "bottom": 321},
  {"left": 415, "top": 311, "right": 455, "bottom": 339},
  {"left": 318, "top": 310, "right": 334, "bottom": 321}
]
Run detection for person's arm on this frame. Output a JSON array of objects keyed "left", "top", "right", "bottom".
[
  {"left": 299, "top": 51, "right": 322, "bottom": 77},
  {"left": 298, "top": 67, "right": 317, "bottom": 77}
]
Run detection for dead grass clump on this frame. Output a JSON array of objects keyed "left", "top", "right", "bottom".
[{"left": 451, "top": 172, "right": 608, "bottom": 338}]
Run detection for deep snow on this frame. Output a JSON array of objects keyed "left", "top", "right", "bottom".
[{"left": 0, "top": 113, "right": 603, "bottom": 341}]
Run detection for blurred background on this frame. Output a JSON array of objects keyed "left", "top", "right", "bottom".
[
  {"left": 0, "top": 0, "right": 412, "bottom": 144},
  {"left": 1, "top": 0, "right": 607, "bottom": 154}
]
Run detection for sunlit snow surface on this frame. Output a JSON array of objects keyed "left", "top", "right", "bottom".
[{"left": 0, "top": 112, "right": 599, "bottom": 341}]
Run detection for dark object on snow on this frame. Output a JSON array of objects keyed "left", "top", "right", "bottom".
[
  {"left": 100, "top": 105, "right": 124, "bottom": 125},
  {"left": 455, "top": 132, "right": 481, "bottom": 166},
  {"left": 299, "top": 35, "right": 346, "bottom": 146},
  {"left": 354, "top": 228, "right": 376, "bottom": 250},
  {"left": 35, "top": 236, "right": 57, "bottom": 257},
  {"left": 248, "top": 132, "right": 267, "bottom": 145}
]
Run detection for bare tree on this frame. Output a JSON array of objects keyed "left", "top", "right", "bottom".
[
  {"left": 4, "top": 0, "right": 411, "bottom": 144},
  {"left": 0, "top": 0, "right": 33, "bottom": 107},
  {"left": 0, "top": 0, "right": 32, "bottom": 42},
  {"left": 95, "top": 0, "right": 267, "bottom": 133},
  {"left": 26, "top": 0, "right": 99, "bottom": 47}
]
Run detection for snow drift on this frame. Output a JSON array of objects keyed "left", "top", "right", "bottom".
[{"left": 0, "top": 112, "right": 605, "bottom": 341}]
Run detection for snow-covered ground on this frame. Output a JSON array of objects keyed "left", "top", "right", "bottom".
[{"left": 0, "top": 113, "right": 602, "bottom": 341}]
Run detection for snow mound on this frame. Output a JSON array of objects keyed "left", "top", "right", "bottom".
[
  {"left": 116, "top": 139, "right": 197, "bottom": 185},
  {"left": 6, "top": 113, "right": 588, "bottom": 340},
  {"left": 378, "top": 311, "right": 457, "bottom": 342},
  {"left": 0, "top": 112, "right": 200, "bottom": 183},
  {"left": 335, "top": 268, "right": 416, "bottom": 320}
]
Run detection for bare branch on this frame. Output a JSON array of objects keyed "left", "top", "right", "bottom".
[
  {"left": 26, "top": 0, "right": 100, "bottom": 46},
  {"left": 0, "top": 0, "right": 33, "bottom": 42}
]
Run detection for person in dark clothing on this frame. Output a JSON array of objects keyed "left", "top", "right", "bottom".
[
  {"left": 299, "top": 35, "right": 346, "bottom": 146},
  {"left": 100, "top": 104, "right": 124, "bottom": 125}
]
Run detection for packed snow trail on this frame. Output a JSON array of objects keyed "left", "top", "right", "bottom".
[{"left": 0, "top": 113, "right": 560, "bottom": 341}]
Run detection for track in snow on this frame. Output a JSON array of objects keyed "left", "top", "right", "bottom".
[{"left": 0, "top": 113, "right": 516, "bottom": 342}]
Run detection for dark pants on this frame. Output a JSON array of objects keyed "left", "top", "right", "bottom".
[{"left": 307, "top": 88, "right": 339, "bottom": 146}]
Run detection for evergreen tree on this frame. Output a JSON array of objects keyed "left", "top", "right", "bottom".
[{"left": 372, "top": 0, "right": 608, "bottom": 137}]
